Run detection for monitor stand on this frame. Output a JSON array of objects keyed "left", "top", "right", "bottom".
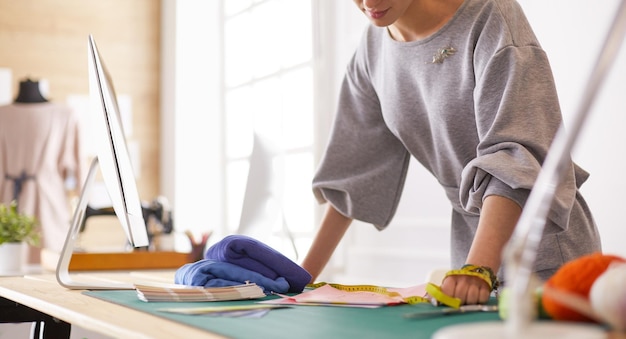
[{"left": 56, "top": 158, "right": 135, "bottom": 290}]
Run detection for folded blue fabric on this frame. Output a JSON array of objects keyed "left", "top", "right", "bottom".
[
  {"left": 174, "top": 259, "right": 290, "bottom": 294},
  {"left": 204, "top": 235, "right": 311, "bottom": 292}
]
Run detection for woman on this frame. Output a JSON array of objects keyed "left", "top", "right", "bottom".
[{"left": 301, "top": 0, "right": 601, "bottom": 305}]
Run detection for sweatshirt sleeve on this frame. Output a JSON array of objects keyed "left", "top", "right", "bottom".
[
  {"left": 459, "top": 44, "right": 588, "bottom": 232},
  {"left": 312, "top": 54, "right": 410, "bottom": 230}
]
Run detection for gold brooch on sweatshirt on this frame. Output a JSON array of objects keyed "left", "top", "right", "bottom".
[{"left": 429, "top": 47, "right": 456, "bottom": 64}]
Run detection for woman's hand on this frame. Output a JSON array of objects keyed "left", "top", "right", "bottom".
[
  {"left": 440, "top": 273, "right": 491, "bottom": 305},
  {"left": 443, "top": 195, "right": 521, "bottom": 304}
]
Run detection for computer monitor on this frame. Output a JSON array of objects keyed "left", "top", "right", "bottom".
[
  {"left": 237, "top": 133, "right": 298, "bottom": 259},
  {"left": 56, "top": 35, "right": 150, "bottom": 290}
]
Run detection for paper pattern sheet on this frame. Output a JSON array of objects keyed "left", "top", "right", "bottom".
[{"left": 262, "top": 283, "right": 428, "bottom": 308}]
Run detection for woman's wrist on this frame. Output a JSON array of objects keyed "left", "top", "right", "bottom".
[{"left": 444, "top": 264, "right": 500, "bottom": 291}]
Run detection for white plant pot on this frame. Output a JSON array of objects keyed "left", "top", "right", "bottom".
[{"left": 0, "top": 242, "right": 25, "bottom": 274}]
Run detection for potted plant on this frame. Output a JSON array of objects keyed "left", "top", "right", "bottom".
[{"left": 0, "top": 201, "right": 40, "bottom": 273}]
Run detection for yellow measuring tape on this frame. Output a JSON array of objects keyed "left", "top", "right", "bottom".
[
  {"left": 425, "top": 283, "right": 462, "bottom": 309},
  {"left": 305, "top": 282, "right": 429, "bottom": 305},
  {"left": 444, "top": 265, "right": 497, "bottom": 291},
  {"left": 306, "top": 266, "right": 496, "bottom": 309}
]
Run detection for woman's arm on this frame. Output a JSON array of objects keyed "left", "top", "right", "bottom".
[
  {"left": 441, "top": 194, "right": 521, "bottom": 304},
  {"left": 301, "top": 204, "right": 353, "bottom": 283}
]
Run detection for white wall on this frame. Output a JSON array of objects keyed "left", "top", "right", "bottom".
[
  {"left": 518, "top": 0, "right": 626, "bottom": 257},
  {"left": 160, "top": 0, "right": 223, "bottom": 250}
]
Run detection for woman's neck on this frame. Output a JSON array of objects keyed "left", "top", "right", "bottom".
[{"left": 388, "top": 0, "right": 464, "bottom": 42}]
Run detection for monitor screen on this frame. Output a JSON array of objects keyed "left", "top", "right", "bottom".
[
  {"left": 87, "top": 35, "right": 149, "bottom": 248},
  {"left": 56, "top": 35, "right": 149, "bottom": 289}
]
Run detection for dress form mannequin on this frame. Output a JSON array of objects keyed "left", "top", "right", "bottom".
[
  {"left": 14, "top": 78, "right": 48, "bottom": 103},
  {"left": 1, "top": 78, "right": 82, "bottom": 265}
]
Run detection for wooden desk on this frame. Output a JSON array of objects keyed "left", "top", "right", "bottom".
[{"left": 0, "top": 272, "right": 224, "bottom": 339}]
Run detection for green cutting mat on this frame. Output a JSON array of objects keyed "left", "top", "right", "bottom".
[{"left": 84, "top": 290, "right": 501, "bottom": 339}]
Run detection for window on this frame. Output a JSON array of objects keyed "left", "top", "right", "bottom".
[
  {"left": 221, "top": 0, "right": 316, "bottom": 260},
  {"left": 163, "top": 0, "right": 364, "bottom": 273}
]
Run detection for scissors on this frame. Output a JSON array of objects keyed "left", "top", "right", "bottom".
[{"left": 403, "top": 304, "right": 498, "bottom": 319}]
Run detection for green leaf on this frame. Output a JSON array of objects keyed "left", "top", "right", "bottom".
[{"left": 0, "top": 201, "right": 40, "bottom": 246}]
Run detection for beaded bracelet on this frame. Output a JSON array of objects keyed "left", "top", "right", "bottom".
[{"left": 444, "top": 264, "right": 499, "bottom": 292}]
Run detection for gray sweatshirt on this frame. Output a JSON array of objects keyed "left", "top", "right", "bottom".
[{"left": 312, "top": 0, "right": 601, "bottom": 280}]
